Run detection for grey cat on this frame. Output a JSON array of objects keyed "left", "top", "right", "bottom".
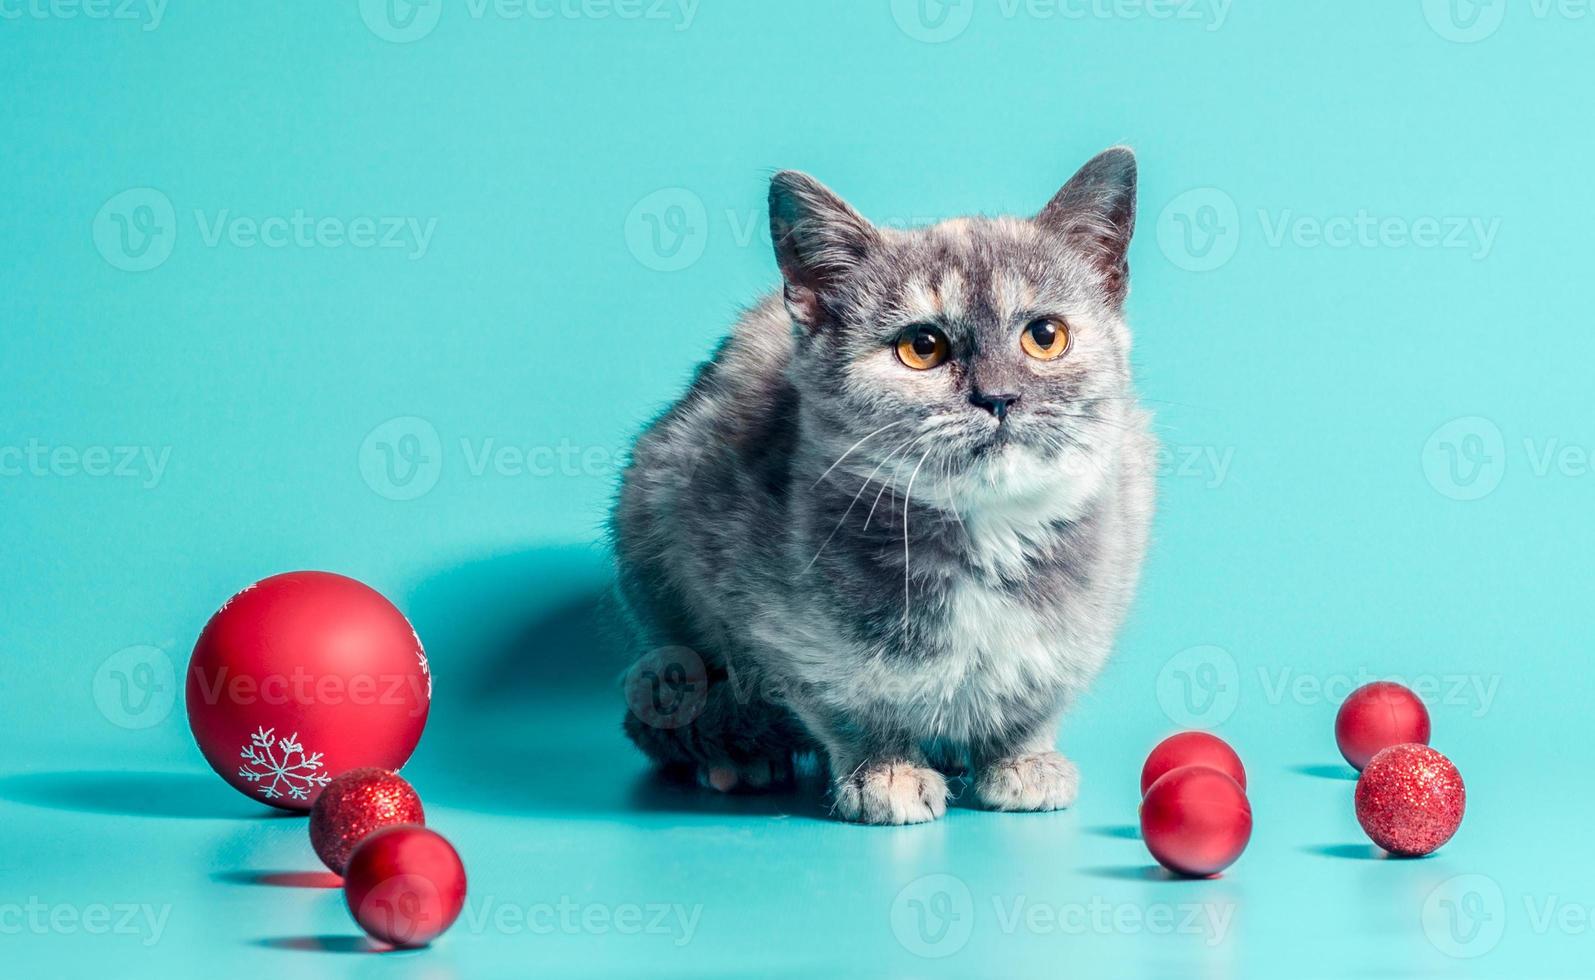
[{"left": 614, "top": 147, "right": 1156, "bottom": 825}]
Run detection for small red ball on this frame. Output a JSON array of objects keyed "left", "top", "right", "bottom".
[
  {"left": 1355, "top": 743, "right": 1464, "bottom": 856},
  {"left": 344, "top": 825, "right": 467, "bottom": 948},
  {"left": 309, "top": 768, "right": 425, "bottom": 874},
  {"left": 1335, "top": 681, "right": 1430, "bottom": 770},
  {"left": 1140, "top": 766, "right": 1252, "bottom": 878},
  {"left": 1141, "top": 731, "right": 1246, "bottom": 796}
]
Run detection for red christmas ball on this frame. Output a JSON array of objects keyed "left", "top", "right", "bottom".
[
  {"left": 310, "top": 768, "right": 425, "bottom": 874},
  {"left": 1141, "top": 731, "right": 1246, "bottom": 796},
  {"left": 186, "top": 571, "right": 431, "bottom": 811},
  {"left": 344, "top": 825, "right": 467, "bottom": 948},
  {"left": 1355, "top": 743, "right": 1464, "bottom": 856},
  {"left": 1335, "top": 681, "right": 1430, "bottom": 770},
  {"left": 1140, "top": 766, "right": 1252, "bottom": 878}
]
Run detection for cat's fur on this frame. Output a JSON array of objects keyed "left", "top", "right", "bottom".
[{"left": 614, "top": 147, "right": 1156, "bottom": 824}]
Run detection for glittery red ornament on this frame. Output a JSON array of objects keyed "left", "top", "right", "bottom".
[
  {"left": 344, "top": 825, "right": 467, "bottom": 948},
  {"left": 1355, "top": 743, "right": 1464, "bottom": 856},
  {"left": 1140, "top": 766, "right": 1252, "bottom": 878},
  {"left": 309, "top": 768, "right": 425, "bottom": 874},
  {"left": 1335, "top": 681, "right": 1430, "bottom": 770},
  {"left": 1141, "top": 732, "right": 1246, "bottom": 796}
]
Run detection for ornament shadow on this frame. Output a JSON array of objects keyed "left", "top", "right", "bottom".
[
  {"left": 1302, "top": 843, "right": 1409, "bottom": 860},
  {"left": 1080, "top": 864, "right": 1197, "bottom": 882},
  {"left": 255, "top": 935, "right": 391, "bottom": 954},
  {"left": 214, "top": 870, "right": 343, "bottom": 888},
  {"left": 625, "top": 766, "right": 835, "bottom": 821},
  {"left": 1291, "top": 763, "right": 1358, "bottom": 781},
  {"left": 1084, "top": 823, "right": 1142, "bottom": 840},
  {"left": 0, "top": 770, "right": 297, "bottom": 820}
]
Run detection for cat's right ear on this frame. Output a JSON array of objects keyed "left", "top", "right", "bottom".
[{"left": 769, "top": 171, "right": 879, "bottom": 331}]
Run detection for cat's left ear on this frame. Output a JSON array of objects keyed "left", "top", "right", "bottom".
[
  {"left": 1036, "top": 146, "right": 1138, "bottom": 302},
  {"left": 769, "top": 171, "right": 880, "bottom": 332}
]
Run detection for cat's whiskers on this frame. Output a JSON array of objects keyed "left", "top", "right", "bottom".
[
  {"left": 900, "top": 443, "right": 937, "bottom": 636},
  {"left": 804, "top": 433, "right": 919, "bottom": 572},
  {"left": 864, "top": 432, "right": 936, "bottom": 532},
  {"left": 809, "top": 420, "right": 908, "bottom": 490}
]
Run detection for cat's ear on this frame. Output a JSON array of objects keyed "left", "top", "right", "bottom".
[
  {"left": 769, "top": 171, "right": 879, "bottom": 331},
  {"left": 1037, "top": 146, "right": 1138, "bottom": 301}
]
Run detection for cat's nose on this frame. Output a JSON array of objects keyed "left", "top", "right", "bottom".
[{"left": 969, "top": 390, "right": 1020, "bottom": 420}]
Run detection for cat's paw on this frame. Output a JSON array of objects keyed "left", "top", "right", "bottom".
[
  {"left": 832, "top": 761, "right": 948, "bottom": 825},
  {"left": 974, "top": 751, "right": 1079, "bottom": 812},
  {"left": 696, "top": 757, "right": 792, "bottom": 794}
]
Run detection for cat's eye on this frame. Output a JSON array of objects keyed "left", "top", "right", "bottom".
[
  {"left": 895, "top": 325, "right": 950, "bottom": 370},
  {"left": 1020, "top": 317, "right": 1071, "bottom": 361}
]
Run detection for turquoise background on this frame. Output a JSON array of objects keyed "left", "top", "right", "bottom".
[{"left": 3, "top": 0, "right": 1591, "bottom": 976}]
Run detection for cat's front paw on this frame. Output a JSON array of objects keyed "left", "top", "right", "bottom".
[
  {"left": 975, "top": 751, "right": 1079, "bottom": 812},
  {"left": 832, "top": 761, "right": 948, "bottom": 825}
]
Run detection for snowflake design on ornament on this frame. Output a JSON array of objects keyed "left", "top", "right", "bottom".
[
  {"left": 216, "top": 581, "right": 256, "bottom": 613},
  {"left": 236, "top": 726, "right": 331, "bottom": 801},
  {"left": 412, "top": 627, "right": 432, "bottom": 700}
]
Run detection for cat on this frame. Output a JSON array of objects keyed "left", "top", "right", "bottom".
[{"left": 613, "top": 147, "right": 1156, "bottom": 825}]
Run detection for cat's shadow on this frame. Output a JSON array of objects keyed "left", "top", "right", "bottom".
[
  {"left": 407, "top": 546, "right": 844, "bottom": 821},
  {"left": 627, "top": 767, "right": 835, "bottom": 820}
]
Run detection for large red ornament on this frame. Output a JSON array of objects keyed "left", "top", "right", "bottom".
[
  {"left": 1335, "top": 681, "right": 1430, "bottom": 770},
  {"left": 1141, "top": 731, "right": 1246, "bottom": 796},
  {"left": 1140, "top": 766, "right": 1252, "bottom": 878},
  {"left": 1354, "top": 743, "right": 1465, "bottom": 856},
  {"left": 344, "top": 825, "right": 467, "bottom": 948},
  {"left": 186, "top": 571, "right": 431, "bottom": 811},
  {"left": 310, "top": 768, "right": 425, "bottom": 874}
]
